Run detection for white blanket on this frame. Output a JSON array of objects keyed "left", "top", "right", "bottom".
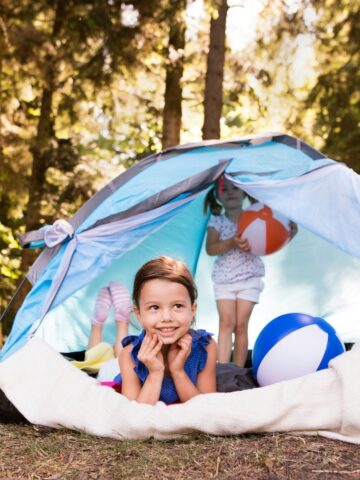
[{"left": 0, "top": 338, "right": 359, "bottom": 443}]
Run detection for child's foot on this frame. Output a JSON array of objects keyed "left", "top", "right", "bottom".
[
  {"left": 92, "top": 287, "right": 112, "bottom": 326},
  {"left": 108, "top": 281, "right": 132, "bottom": 323}
]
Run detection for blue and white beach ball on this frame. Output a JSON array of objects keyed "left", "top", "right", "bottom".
[{"left": 252, "top": 313, "right": 345, "bottom": 387}]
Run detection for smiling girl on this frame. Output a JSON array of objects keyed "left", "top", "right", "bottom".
[{"left": 119, "top": 256, "right": 217, "bottom": 405}]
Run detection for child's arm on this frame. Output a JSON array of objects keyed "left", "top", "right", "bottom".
[
  {"left": 206, "top": 227, "right": 250, "bottom": 255},
  {"left": 195, "top": 338, "right": 217, "bottom": 393},
  {"left": 119, "top": 335, "right": 164, "bottom": 405},
  {"left": 169, "top": 337, "right": 217, "bottom": 403}
]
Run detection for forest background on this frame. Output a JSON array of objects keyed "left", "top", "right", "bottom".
[{"left": 0, "top": 0, "right": 359, "bottom": 336}]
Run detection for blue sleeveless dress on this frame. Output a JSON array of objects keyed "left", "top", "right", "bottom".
[{"left": 119, "top": 329, "right": 213, "bottom": 404}]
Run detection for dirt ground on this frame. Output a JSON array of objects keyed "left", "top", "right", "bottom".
[{"left": 0, "top": 424, "right": 359, "bottom": 480}]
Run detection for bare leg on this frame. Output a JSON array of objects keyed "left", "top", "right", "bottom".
[
  {"left": 233, "top": 299, "right": 255, "bottom": 367},
  {"left": 87, "top": 286, "right": 112, "bottom": 350},
  {"left": 88, "top": 325, "right": 104, "bottom": 350},
  {"left": 216, "top": 299, "right": 236, "bottom": 363},
  {"left": 109, "top": 281, "right": 132, "bottom": 358}
]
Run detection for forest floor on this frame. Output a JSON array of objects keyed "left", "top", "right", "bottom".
[{"left": 0, "top": 424, "right": 359, "bottom": 479}]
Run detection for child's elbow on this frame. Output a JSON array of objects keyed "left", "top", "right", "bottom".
[{"left": 206, "top": 244, "right": 216, "bottom": 256}]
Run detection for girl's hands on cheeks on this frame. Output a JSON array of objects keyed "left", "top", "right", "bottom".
[
  {"left": 137, "top": 332, "right": 164, "bottom": 374},
  {"left": 168, "top": 333, "right": 192, "bottom": 375},
  {"left": 231, "top": 234, "right": 251, "bottom": 252}
]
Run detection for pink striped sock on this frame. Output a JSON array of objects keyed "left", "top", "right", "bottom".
[
  {"left": 108, "top": 281, "right": 131, "bottom": 323},
  {"left": 92, "top": 287, "right": 112, "bottom": 326}
]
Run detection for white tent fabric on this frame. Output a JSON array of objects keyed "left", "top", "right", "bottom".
[
  {"left": 229, "top": 163, "right": 360, "bottom": 258},
  {"left": 1, "top": 337, "right": 359, "bottom": 443}
]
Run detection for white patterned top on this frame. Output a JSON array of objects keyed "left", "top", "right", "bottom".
[{"left": 208, "top": 214, "right": 265, "bottom": 284}]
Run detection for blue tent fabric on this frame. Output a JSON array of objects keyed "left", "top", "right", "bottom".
[{"left": 1, "top": 133, "right": 360, "bottom": 361}]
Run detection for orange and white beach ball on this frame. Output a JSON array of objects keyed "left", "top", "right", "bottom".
[{"left": 237, "top": 203, "right": 291, "bottom": 256}]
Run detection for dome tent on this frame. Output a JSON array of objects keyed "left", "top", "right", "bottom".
[{"left": 2, "top": 132, "right": 360, "bottom": 361}]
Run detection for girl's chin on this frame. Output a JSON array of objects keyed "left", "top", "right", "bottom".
[
  {"left": 158, "top": 332, "right": 189, "bottom": 345},
  {"left": 159, "top": 337, "right": 175, "bottom": 344},
  {"left": 157, "top": 333, "right": 177, "bottom": 342}
]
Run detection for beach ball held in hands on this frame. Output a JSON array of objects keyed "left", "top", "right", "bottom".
[
  {"left": 237, "top": 203, "right": 292, "bottom": 256},
  {"left": 252, "top": 313, "right": 345, "bottom": 387}
]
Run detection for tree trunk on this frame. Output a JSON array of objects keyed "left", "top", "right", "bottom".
[
  {"left": 8, "top": 0, "right": 66, "bottom": 329},
  {"left": 161, "top": 0, "right": 186, "bottom": 149},
  {"left": 0, "top": 15, "right": 6, "bottom": 175},
  {"left": 202, "top": 0, "right": 228, "bottom": 140},
  {"left": 20, "top": 0, "right": 65, "bottom": 276}
]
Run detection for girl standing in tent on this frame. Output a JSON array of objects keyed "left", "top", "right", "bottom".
[
  {"left": 119, "top": 256, "right": 217, "bottom": 405},
  {"left": 204, "top": 177, "right": 265, "bottom": 367}
]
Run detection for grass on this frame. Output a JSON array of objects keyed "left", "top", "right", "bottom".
[{"left": 1, "top": 424, "right": 360, "bottom": 479}]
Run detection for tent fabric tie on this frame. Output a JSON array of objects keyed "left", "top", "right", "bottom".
[
  {"left": 43, "top": 220, "right": 74, "bottom": 248},
  {"left": 18, "top": 219, "right": 74, "bottom": 249}
]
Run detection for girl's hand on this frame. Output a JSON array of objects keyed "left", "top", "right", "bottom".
[
  {"left": 168, "top": 333, "right": 192, "bottom": 374},
  {"left": 231, "top": 234, "right": 251, "bottom": 252},
  {"left": 137, "top": 333, "right": 164, "bottom": 374}
]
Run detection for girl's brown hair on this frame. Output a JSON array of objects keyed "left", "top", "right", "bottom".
[
  {"left": 132, "top": 256, "right": 198, "bottom": 308},
  {"left": 204, "top": 177, "right": 257, "bottom": 216},
  {"left": 203, "top": 184, "right": 222, "bottom": 216}
]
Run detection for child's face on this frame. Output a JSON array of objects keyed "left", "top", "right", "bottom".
[
  {"left": 218, "top": 179, "right": 244, "bottom": 211},
  {"left": 133, "top": 279, "right": 197, "bottom": 344}
]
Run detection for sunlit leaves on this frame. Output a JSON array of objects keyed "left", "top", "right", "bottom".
[{"left": 0, "top": 222, "right": 21, "bottom": 311}]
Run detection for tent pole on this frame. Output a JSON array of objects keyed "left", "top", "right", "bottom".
[{"left": 0, "top": 277, "right": 27, "bottom": 325}]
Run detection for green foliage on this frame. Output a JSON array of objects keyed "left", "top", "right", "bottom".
[
  {"left": 0, "top": 222, "right": 21, "bottom": 312},
  {"left": 237, "top": 0, "right": 360, "bottom": 168},
  {"left": 0, "top": 0, "right": 168, "bottom": 217},
  {"left": 304, "top": 3, "right": 360, "bottom": 168}
]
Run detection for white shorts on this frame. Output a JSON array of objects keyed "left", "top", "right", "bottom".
[{"left": 213, "top": 277, "right": 265, "bottom": 303}]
